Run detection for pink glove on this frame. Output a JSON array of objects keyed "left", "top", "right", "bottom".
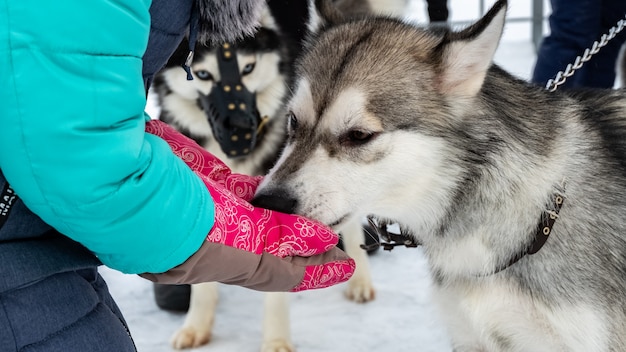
[{"left": 144, "top": 119, "right": 355, "bottom": 292}]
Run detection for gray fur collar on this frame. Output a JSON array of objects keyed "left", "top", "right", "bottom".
[{"left": 197, "top": 0, "right": 266, "bottom": 45}]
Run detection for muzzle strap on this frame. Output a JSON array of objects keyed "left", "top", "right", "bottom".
[{"left": 203, "top": 43, "right": 264, "bottom": 158}]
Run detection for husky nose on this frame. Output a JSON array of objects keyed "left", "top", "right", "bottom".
[{"left": 251, "top": 191, "right": 298, "bottom": 214}]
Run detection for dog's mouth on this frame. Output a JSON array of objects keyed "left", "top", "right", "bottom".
[
  {"left": 198, "top": 42, "right": 267, "bottom": 159},
  {"left": 199, "top": 88, "right": 265, "bottom": 158},
  {"left": 251, "top": 190, "right": 352, "bottom": 230}
]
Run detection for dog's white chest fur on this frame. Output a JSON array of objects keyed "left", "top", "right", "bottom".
[{"left": 433, "top": 279, "right": 608, "bottom": 351}]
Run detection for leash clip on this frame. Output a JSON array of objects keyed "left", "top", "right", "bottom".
[{"left": 361, "top": 216, "right": 421, "bottom": 252}]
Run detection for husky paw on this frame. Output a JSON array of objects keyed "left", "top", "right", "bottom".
[
  {"left": 345, "top": 278, "right": 376, "bottom": 303},
  {"left": 261, "top": 339, "right": 295, "bottom": 352},
  {"left": 170, "top": 326, "right": 212, "bottom": 350}
]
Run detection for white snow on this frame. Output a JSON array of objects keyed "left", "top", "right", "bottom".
[{"left": 101, "top": 1, "right": 552, "bottom": 351}]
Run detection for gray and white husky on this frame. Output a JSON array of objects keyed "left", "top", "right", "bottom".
[
  {"left": 152, "top": 1, "right": 406, "bottom": 350},
  {"left": 254, "top": 0, "right": 626, "bottom": 350}
]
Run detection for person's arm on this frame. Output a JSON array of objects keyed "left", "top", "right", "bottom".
[
  {"left": 0, "top": 0, "right": 354, "bottom": 291},
  {"left": 1, "top": 0, "right": 207, "bottom": 274}
]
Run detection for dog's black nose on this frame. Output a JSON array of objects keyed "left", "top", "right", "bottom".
[{"left": 251, "top": 191, "right": 298, "bottom": 214}]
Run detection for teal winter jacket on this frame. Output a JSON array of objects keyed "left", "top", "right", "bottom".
[{"left": 0, "top": 0, "right": 214, "bottom": 274}]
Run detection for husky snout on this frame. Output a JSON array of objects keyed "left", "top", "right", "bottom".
[{"left": 251, "top": 189, "right": 298, "bottom": 214}]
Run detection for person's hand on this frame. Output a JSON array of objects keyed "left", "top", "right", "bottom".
[{"left": 144, "top": 119, "right": 355, "bottom": 291}]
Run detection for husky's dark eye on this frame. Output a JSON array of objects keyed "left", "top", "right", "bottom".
[
  {"left": 242, "top": 63, "right": 255, "bottom": 75},
  {"left": 287, "top": 112, "right": 298, "bottom": 133},
  {"left": 194, "top": 70, "right": 213, "bottom": 81},
  {"left": 342, "top": 129, "right": 376, "bottom": 146}
]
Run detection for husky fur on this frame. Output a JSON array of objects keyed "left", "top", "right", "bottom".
[
  {"left": 196, "top": 0, "right": 266, "bottom": 45},
  {"left": 152, "top": 0, "right": 407, "bottom": 350},
  {"left": 253, "top": 0, "right": 626, "bottom": 350}
]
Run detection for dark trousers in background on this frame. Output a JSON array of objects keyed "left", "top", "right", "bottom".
[{"left": 427, "top": 0, "right": 449, "bottom": 22}]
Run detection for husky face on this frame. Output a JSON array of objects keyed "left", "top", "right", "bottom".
[
  {"left": 157, "top": 45, "right": 286, "bottom": 133},
  {"left": 190, "top": 46, "right": 285, "bottom": 108},
  {"left": 154, "top": 8, "right": 292, "bottom": 174},
  {"left": 158, "top": 51, "right": 286, "bottom": 124},
  {"left": 263, "top": 80, "right": 454, "bottom": 230},
  {"left": 256, "top": 2, "right": 506, "bottom": 232}
]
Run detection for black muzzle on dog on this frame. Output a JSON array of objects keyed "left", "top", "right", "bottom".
[{"left": 199, "top": 43, "right": 267, "bottom": 158}]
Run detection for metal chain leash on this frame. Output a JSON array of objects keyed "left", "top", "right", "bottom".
[{"left": 545, "top": 13, "right": 626, "bottom": 92}]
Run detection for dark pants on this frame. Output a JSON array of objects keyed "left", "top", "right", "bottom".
[
  {"left": 0, "top": 268, "right": 135, "bottom": 352},
  {"left": 532, "top": 0, "right": 626, "bottom": 89},
  {"left": 426, "top": 0, "right": 449, "bottom": 22}
]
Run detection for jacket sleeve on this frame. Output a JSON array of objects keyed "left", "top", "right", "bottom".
[{"left": 0, "top": 0, "right": 214, "bottom": 274}]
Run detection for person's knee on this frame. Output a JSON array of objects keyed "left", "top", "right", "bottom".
[{"left": 0, "top": 270, "right": 135, "bottom": 352}]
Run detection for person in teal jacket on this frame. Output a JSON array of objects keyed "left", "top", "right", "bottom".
[{"left": 0, "top": 0, "right": 355, "bottom": 351}]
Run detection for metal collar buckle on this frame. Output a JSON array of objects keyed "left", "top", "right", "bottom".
[{"left": 361, "top": 216, "right": 421, "bottom": 252}]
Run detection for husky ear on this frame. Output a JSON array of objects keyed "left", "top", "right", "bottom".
[{"left": 438, "top": 0, "right": 507, "bottom": 97}]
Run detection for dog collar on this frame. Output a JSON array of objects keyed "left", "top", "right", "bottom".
[
  {"left": 361, "top": 217, "right": 421, "bottom": 252},
  {"left": 362, "top": 184, "right": 566, "bottom": 276},
  {"left": 491, "top": 186, "right": 565, "bottom": 274}
]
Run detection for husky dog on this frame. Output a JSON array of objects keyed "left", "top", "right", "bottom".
[
  {"left": 253, "top": 0, "right": 626, "bottom": 350},
  {"left": 152, "top": 1, "right": 406, "bottom": 350}
]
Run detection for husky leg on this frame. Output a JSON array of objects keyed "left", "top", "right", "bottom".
[
  {"left": 341, "top": 218, "right": 375, "bottom": 303},
  {"left": 261, "top": 292, "right": 295, "bottom": 352},
  {"left": 433, "top": 283, "right": 581, "bottom": 352},
  {"left": 170, "top": 282, "right": 218, "bottom": 349},
  {"left": 432, "top": 286, "right": 484, "bottom": 352}
]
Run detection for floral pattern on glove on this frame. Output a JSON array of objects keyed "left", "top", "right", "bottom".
[
  {"left": 290, "top": 260, "right": 356, "bottom": 292},
  {"left": 146, "top": 119, "right": 261, "bottom": 201},
  {"left": 200, "top": 172, "right": 339, "bottom": 258}
]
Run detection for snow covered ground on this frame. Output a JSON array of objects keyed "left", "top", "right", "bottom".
[{"left": 101, "top": 1, "right": 549, "bottom": 351}]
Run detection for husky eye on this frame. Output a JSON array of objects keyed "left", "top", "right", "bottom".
[
  {"left": 194, "top": 70, "right": 213, "bottom": 81},
  {"left": 287, "top": 112, "right": 298, "bottom": 133},
  {"left": 343, "top": 129, "right": 376, "bottom": 146},
  {"left": 242, "top": 63, "right": 255, "bottom": 75}
]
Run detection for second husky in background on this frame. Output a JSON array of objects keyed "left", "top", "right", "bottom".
[{"left": 151, "top": 0, "right": 407, "bottom": 350}]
